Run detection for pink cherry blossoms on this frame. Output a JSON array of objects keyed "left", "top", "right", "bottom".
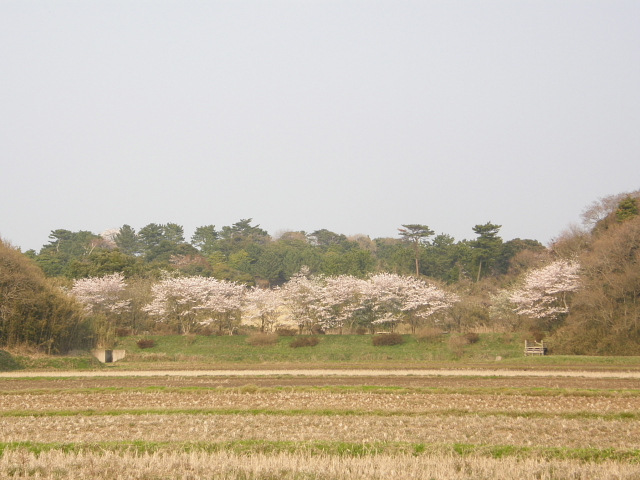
[
  {"left": 362, "top": 273, "right": 458, "bottom": 332},
  {"left": 509, "top": 259, "right": 581, "bottom": 321},
  {"left": 71, "top": 273, "right": 130, "bottom": 315},
  {"left": 243, "top": 286, "right": 285, "bottom": 333},
  {"left": 71, "top": 269, "right": 459, "bottom": 335},
  {"left": 143, "top": 276, "right": 245, "bottom": 334}
]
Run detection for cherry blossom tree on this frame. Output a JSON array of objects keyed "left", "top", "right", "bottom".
[
  {"left": 399, "top": 278, "right": 459, "bottom": 333},
  {"left": 71, "top": 273, "right": 130, "bottom": 347},
  {"left": 201, "top": 279, "right": 246, "bottom": 334},
  {"left": 143, "top": 275, "right": 245, "bottom": 334},
  {"left": 242, "top": 287, "right": 285, "bottom": 333},
  {"left": 509, "top": 259, "right": 581, "bottom": 328},
  {"left": 359, "top": 273, "right": 457, "bottom": 333},
  {"left": 319, "top": 275, "right": 367, "bottom": 333},
  {"left": 144, "top": 276, "right": 210, "bottom": 334},
  {"left": 279, "top": 267, "right": 328, "bottom": 333},
  {"left": 71, "top": 273, "right": 130, "bottom": 315},
  {"left": 360, "top": 273, "right": 407, "bottom": 332}
]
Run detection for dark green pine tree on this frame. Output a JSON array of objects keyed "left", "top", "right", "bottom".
[
  {"left": 114, "top": 225, "right": 140, "bottom": 256},
  {"left": 471, "top": 222, "right": 502, "bottom": 282},
  {"left": 398, "top": 224, "right": 434, "bottom": 276},
  {"left": 615, "top": 196, "right": 639, "bottom": 223}
]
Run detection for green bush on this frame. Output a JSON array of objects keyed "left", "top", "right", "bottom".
[
  {"left": 290, "top": 336, "right": 320, "bottom": 348},
  {"left": 0, "top": 350, "right": 22, "bottom": 372},
  {"left": 0, "top": 240, "right": 92, "bottom": 354},
  {"left": 372, "top": 333, "right": 405, "bottom": 346}
]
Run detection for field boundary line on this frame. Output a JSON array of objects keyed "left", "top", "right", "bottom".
[
  {"left": 2, "top": 440, "right": 640, "bottom": 462},
  {"left": 2, "top": 407, "right": 639, "bottom": 421},
  {"left": 3, "top": 368, "right": 640, "bottom": 378}
]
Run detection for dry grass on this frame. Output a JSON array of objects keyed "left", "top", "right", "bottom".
[
  {"left": 415, "top": 327, "right": 444, "bottom": 343},
  {"left": 3, "top": 413, "right": 640, "bottom": 449},
  {"left": 2, "top": 449, "right": 640, "bottom": 480},
  {"left": 245, "top": 333, "right": 279, "bottom": 346},
  {"left": 3, "top": 390, "right": 640, "bottom": 415},
  {"left": 290, "top": 336, "right": 320, "bottom": 348}
]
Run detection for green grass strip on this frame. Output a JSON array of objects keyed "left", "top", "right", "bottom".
[
  {"left": 2, "top": 384, "right": 640, "bottom": 397},
  {"left": 1, "top": 440, "right": 639, "bottom": 463},
  {"left": 1, "top": 407, "right": 638, "bottom": 422}
]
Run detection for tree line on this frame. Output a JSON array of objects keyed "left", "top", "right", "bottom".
[
  {"left": 71, "top": 269, "right": 459, "bottom": 346},
  {"left": 2, "top": 190, "right": 639, "bottom": 355},
  {"left": 25, "top": 219, "right": 544, "bottom": 286}
]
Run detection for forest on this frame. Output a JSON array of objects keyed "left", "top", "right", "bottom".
[
  {"left": 24, "top": 219, "right": 543, "bottom": 285},
  {"left": 1, "top": 190, "right": 639, "bottom": 355}
]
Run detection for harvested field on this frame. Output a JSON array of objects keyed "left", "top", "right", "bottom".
[
  {"left": 3, "top": 373, "right": 640, "bottom": 390},
  {"left": 3, "top": 390, "right": 640, "bottom": 415},
  {"left": 2, "top": 371, "right": 640, "bottom": 479},
  {"left": 3, "top": 450, "right": 640, "bottom": 480},
  {"left": 3, "top": 413, "right": 640, "bottom": 449}
]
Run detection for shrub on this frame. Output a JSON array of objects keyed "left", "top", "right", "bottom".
[
  {"left": 310, "top": 325, "right": 325, "bottom": 335},
  {"left": 275, "top": 328, "right": 297, "bottom": 337},
  {"left": 290, "top": 336, "right": 320, "bottom": 348},
  {"left": 0, "top": 350, "right": 22, "bottom": 372},
  {"left": 372, "top": 333, "right": 405, "bottom": 346},
  {"left": 136, "top": 339, "right": 155, "bottom": 349},
  {"left": 463, "top": 332, "right": 480, "bottom": 344},
  {"left": 152, "top": 323, "right": 178, "bottom": 335},
  {"left": 530, "top": 329, "right": 546, "bottom": 342},
  {"left": 416, "top": 327, "right": 444, "bottom": 343},
  {"left": 246, "top": 333, "right": 279, "bottom": 346},
  {"left": 449, "top": 335, "right": 469, "bottom": 347},
  {"left": 196, "top": 325, "right": 215, "bottom": 336},
  {"left": 355, "top": 327, "right": 368, "bottom": 335},
  {"left": 0, "top": 240, "right": 92, "bottom": 354},
  {"left": 115, "top": 328, "right": 133, "bottom": 337}
]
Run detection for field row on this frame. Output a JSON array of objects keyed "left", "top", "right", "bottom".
[
  {"left": 3, "top": 373, "right": 640, "bottom": 390},
  {"left": 3, "top": 389, "right": 640, "bottom": 415},
  {"left": 4, "top": 448, "right": 640, "bottom": 480},
  {"left": 2, "top": 412, "right": 640, "bottom": 450}
]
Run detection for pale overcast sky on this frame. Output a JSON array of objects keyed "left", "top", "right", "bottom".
[{"left": 1, "top": 1, "right": 639, "bottom": 252}]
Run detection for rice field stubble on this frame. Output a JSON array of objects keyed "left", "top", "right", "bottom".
[{"left": 2, "top": 372, "right": 640, "bottom": 479}]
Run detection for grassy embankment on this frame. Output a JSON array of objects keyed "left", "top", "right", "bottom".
[{"left": 3, "top": 332, "right": 640, "bottom": 371}]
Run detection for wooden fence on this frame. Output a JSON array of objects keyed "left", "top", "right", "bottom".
[{"left": 524, "top": 340, "right": 547, "bottom": 356}]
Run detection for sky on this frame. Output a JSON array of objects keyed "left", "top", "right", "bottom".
[{"left": 1, "top": 1, "right": 639, "bottom": 252}]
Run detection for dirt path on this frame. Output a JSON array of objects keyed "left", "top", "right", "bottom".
[{"left": 3, "top": 368, "right": 640, "bottom": 378}]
